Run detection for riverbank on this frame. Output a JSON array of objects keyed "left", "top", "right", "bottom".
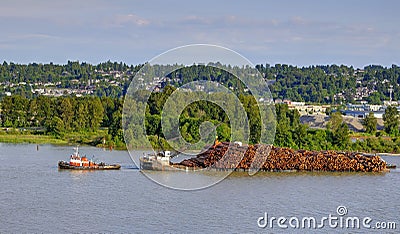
[
  {"left": 1, "top": 130, "right": 399, "bottom": 155},
  {"left": 0, "top": 133, "right": 67, "bottom": 145},
  {"left": 0, "top": 130, "right": 127, "bottom": 150}
]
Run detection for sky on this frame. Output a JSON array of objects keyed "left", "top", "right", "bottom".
[{"left": 1, "top": 0, "right": 399, "bottom": 68}]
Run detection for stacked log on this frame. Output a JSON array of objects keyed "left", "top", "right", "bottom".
[{"left": 175, "top": 142, "right": 387, "bottom": 172}]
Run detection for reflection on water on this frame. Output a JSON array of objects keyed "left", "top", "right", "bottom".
[{"left": 58, "top": 169, "right": 94, "bottom": 178}]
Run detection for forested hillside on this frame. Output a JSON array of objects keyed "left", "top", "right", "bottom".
[{"left": 1, "top": 61, "right": 400, "bottom": 104}]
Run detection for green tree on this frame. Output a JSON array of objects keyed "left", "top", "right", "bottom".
[
  {"left": 58, "top": 98, "right": 73, "bottom": 130},
  {"left": 109, "top": 109, "right": 123, "bottom": 143},
  {"left": 327, "top": 112, "right": 343, "bottom": 132},
  {"left": 36, "top": 96, "right": 53, "bottom": 126},
  {"left": 306, "top": 129, "right": 329, "bottom": 151},
  {"left": 87, "top": 97, "right": 104, "bottom": 131},
  {"left": 12, "top": 95, "right": 29, "bottom": 127},
  {"left": 28, "top": 98, "right": 39, "bottom": 127},
  {"left": 333, "top": 123, "right": 350, "bottom": 148},
  {"left": 293, "top": 124, "right": 308, "bottom": 149},
  {"left": 273, "top": 104, "right": 306, "bottom": 148},
  {"left": 328, "top": 112, "right": 349, "bottom": 148},
  {"left": 366, "top": 92, "right": 382, "bottom": 105},
  {"left": 362, "top": 112, "right": 377, "bottom": 135},
  {"left": 274, "top": 104, "right": 293, "bottom": 147},
  {"left": 1, "top": 96, "right": 14, "bottom": 127},
  {"left": 73, "top": 101, "right": 88, "bottom": 130},
  {"left": 383, "top": 106, "right": 399, "bottom": 136},
  {"left": 216, "top": 123, "right": 231, "bottom": 142},
  {"left": 145, "top": 114, "right": 161, "bottom": 136},
  {"left": 45, "top": 116, "right": 65, "bottom": 137},
  {"left": 1, "top": 95, "right": 29, "bottom": 127}
]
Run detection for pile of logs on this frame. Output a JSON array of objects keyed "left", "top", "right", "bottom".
[{"left": 175, "top": 142, "right": 387, "bottom": 172}]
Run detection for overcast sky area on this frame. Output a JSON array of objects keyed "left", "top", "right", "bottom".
[{"left": 1, "top": 0, "right": 399, "bottom": 68}]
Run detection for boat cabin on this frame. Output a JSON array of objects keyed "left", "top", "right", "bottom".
[
  {"left": 69, "top": 147, "right": 93, "bottom": 167},
  {"left": 157, "top": 151, "right": 172, "bottom": 161}
]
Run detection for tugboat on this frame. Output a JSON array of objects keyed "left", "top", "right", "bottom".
[{"left": 58, "top": 146, "right": 121, "bottom": 170}]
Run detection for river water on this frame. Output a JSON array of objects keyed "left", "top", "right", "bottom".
[{"left": 0, "top": 143, "right": 399, "bottom": 233}]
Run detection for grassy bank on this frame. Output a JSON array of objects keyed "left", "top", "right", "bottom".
[
  {"left": 1, "top": 129, "right": 398, "bottom": 154},
  {"left": 0, "top": 133, "right": 67, "bottom": 145},
  {"left": 0, "top": 129, "right": 127, "bottom": 150}
]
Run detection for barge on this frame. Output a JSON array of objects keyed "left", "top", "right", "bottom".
[{"left": 139, "top": 150, "right": 176, "bottom": 171}]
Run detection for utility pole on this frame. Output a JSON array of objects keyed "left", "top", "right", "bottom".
[{"left": 388, "top": 85, "right": 394, "bottom": 104}]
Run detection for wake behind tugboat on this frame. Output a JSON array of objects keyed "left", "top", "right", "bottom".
[{"left": 58, "top": 146, "right": 120, "bottom": 170}]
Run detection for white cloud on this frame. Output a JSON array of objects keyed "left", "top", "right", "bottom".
[
  {"left": 289, "top": 16, "right": 308, "bottom": 26},
  {"left": 107, "top": 14, "right": 150, "bottom": 28}
]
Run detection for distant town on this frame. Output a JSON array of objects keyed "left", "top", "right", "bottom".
[
  {"left": 0, "top": 67, "right": 132, "bottom": 97},
  {"left": 279, "top": 99, "right": 400, "bottom": 118}
]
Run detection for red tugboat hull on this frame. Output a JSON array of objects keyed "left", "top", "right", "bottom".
[{"left": 58, "top": 161, "right": 121, "bottom": 170}]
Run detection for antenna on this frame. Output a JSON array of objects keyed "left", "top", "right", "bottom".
[{"left": 73, "top": 145, "right": 80, "bottom": 156}]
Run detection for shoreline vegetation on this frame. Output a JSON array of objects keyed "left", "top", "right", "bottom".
[
  {"left": 1, "top": 130, "right": 400, "bottom": 156},
  {"left": 0, "top": 129, "right": 127, "bottom": 150}
]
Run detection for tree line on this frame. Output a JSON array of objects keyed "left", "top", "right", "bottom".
[
  {"left": 0, "top": 60, "right": 139, "bottom": 83},
  {"left": 0, "top": 95, "right": 123, "bottom": 145},
  {"left": 1, "top": 93, "right": 399, "bottom": 152},
  {"left": 2, "top": 61, "right": 400, "bottom": 104}
]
